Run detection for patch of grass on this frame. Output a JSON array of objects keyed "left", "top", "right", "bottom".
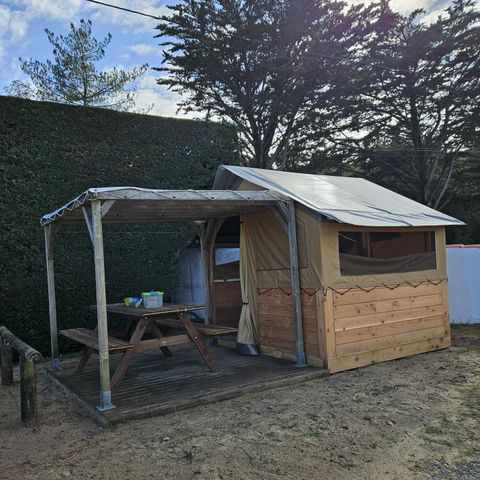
[
  {"left": 439, "top": 417, "right": 451, "bottom": 427},
  {"left": 408, "top": 463, "right": 422, "bottom": 472},
  {"left": 452, "top": 324, "right": 480, "bottom": 337},
  {"left": 430, "top": 438, "right": 454, "bottom": 447},
  {"left": 463, "top": 448, "right": 478, "bottom": 458},
  {"left": 424, "top": 425, "right": 443, "bottom": 435},
  {"left": 463, "top": 382, "right": 480, "bottom": 413}
]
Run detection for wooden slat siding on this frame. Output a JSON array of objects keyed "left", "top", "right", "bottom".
[
  {"left": 334, "top": 293, "right": 443, "bottom": 319},
  {"left": 259, "top": 313, "right": 319, "bottom": 332},
  {"left": 258, "top": 288, "right": 320, "bottom": 357},
  {"left": 315, "top": 290, "right": 327, "bottom": 364},
  {"left": 332, "top": 282, "right": 443, "bottom": 306},
  {"left": 335, "top": 325, "right": 448, "bottom": 356},
  {"left": 322, "top": 289, "right": 336, "bottom": 359},
  {"left": 259, "top": 329, "right": 320, "bottom": 353},
  {"left": 336, "top": 315, "right": 445, "bottom": 345},
  {"left": 214, "top": 281, "right": 242, "bottom": 328},
  {"left": 328, "top": 336, "right": 450, "bottom": 373},
  {"left": 260, "top": 345, "right": 325, "bottom": 368},
  {"left": 335, "top": 304, "right": 445, "bottom": 332},
  {"left": 325, "top": 282, "right": 450, "bottom": 373},
  {"left": 442, "top": 281, "right": 452, "bottom": 348}
]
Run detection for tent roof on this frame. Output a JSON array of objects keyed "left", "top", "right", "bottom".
[
  {"left": 40, "top": 187, "right": 288, "bottom": 226},
  {"left": 213, "top": 166, "right": 464, "bottom": 227}
]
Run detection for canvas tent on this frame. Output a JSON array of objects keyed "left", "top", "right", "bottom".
[
  {"left": 212, "top": 166, "right": 463, "bottom": 372},
  {"left": 41, "top": 167, "right": 464, "bottom": 413}
]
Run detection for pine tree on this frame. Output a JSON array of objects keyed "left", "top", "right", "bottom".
[{"left": 6, "top": 19, "right": 148, "bottom": 112}]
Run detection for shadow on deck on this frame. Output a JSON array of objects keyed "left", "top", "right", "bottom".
[{"left": 46, "top": 345, "right": 328, "bottom": 426}]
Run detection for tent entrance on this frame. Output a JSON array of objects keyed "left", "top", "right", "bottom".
[{"left": 213, "top": 216, "right": 242, "bottom": 330}]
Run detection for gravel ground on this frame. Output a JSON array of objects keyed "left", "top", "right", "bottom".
[
  {"left": 430, "top": 460, "right": 480, "bottom": 479},
  {"left": 0, "top": 325, "right": 479, "bottom": 480}
]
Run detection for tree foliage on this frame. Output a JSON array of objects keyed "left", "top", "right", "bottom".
[
  {"left": 0, "top": 96, "right": 238, "bottom": 354},
  {"left": 155, "top": 0, "right": 376, "bottom": 168},
  {"left": 7, "top": 19, "right": 148, "bottom": 112},
  {"left": 157, "top": 0, "right": 479, "bottom": 216},
  {"left": 307, "top": 0, "right": 480, "bottom": 209}
]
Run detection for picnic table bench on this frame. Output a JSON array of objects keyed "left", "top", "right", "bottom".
[{"left": 60, "top": 303, "right": 238, "bottom": 390}]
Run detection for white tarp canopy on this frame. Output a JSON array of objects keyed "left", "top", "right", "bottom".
[
  {"left": 213, "top": 165, "right": 464, "bottom": 227},
  {"left": 40, "top": 187, "right": 289, "bottom": 226}
]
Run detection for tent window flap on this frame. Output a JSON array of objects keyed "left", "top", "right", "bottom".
[{"left": 339, "top": 231, "right": 436, "bottom": 276}]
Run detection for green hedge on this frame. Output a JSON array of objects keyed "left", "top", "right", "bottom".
[{"left": 0, "top": 96, "right": 238, "bottom": 356}]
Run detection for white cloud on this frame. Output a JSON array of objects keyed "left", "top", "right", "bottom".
[
  {"left": 138, "top": 74, "right": 158, "bottom": 89},
  {"left": 346, "top": 0, "right": 451, "bottom": 16},
  {"left": 129, "top": 43, "right": 154, "bottom": 55},
  {"left": 134, "top": 74, "right": 197, "bottom": 119},
  {"left": 88, "top": 1, "right": 168, "bottom": 33},
  {"left": 0, "top": 5, "right": 29, "bottom": 64}
]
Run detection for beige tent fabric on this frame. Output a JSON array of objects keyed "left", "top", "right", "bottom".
[
  {"left": 242, "top": 208, "right": 323, "bottom": 289},
  {"left": 320, "top": 223, "right": 447, "bottom": 289},
  {"left": 237, "top": 213, "right": 259, "bottom": 346},
  {"left": 237, "top": 178, "right": 447, "bottom": 292}
]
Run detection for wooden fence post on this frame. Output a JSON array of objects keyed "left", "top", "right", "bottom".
[
  {"left": 20, "top": 356, "right": 38, "bottom": 427},
  {"left": 0, "top": 337, "right": 13, "bottom": 385},
  {"left": 0, "top": 326, "right": 43, "bottom": 427}
]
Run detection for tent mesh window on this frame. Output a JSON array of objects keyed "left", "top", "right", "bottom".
[{"left": 338, "top": 231, "right": 436, "bottom": 276}]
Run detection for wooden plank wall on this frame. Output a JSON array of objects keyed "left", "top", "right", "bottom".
[
  {"left": 258, "top": 288, "right": 325, "bottom": 367},
  {"left": 326, "top": 281, "right": 451, "bottom": 373},
  {"left": 214, "top": 281, "right": 243, "bottom": 327}
]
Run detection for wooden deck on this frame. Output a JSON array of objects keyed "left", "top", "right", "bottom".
[{"left": 46, "top": 345, "right": 328, "bottom": 426}]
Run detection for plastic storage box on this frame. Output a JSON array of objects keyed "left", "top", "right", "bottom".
[{"left": 141, "top": 291, "right": 164, "bottom": 309}]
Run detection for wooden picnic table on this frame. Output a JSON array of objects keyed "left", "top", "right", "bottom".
[{"left": 61, "top": 303, "right": 218, "bottom": 390}]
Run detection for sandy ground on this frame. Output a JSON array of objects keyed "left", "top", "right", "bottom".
[{"left": 1, "top": 325, "right": 479, "bottom": 480}]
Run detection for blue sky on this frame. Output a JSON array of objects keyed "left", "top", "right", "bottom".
[{"left": 0, "top": 0, "right": 453, "bottom": 118}]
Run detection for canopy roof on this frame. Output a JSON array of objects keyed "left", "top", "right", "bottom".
[
  {"left": 40, "top": 187, "right": 288, "bottom": 226},
  {"left": 213, "top": 166, "right": 464, "bottom": 227}
]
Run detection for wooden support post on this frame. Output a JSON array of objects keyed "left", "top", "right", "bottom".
[
  {"left": 200, "top": 238, "right": 215, "bottom": 325},
  {"left": 0, "top": 336, "right": 13, "bottom": 385},
  {"left": 82, "top": 206, "right": 94, "bottom": 244},
  {"left": 91, "top": 200, "right": 115, "bottom": 411},
  {"left": 285, "top": 202, "right": 307, "bottom": 367},
  {"left": 44, "top": 223, "right": 60, "bottom": 370},
  {"left": 20, "top": 356, "right": 37, "bottom": 427},
  {"left": 0, "top": 326, "right": 43, "bottom": 427},
  {"left": 197, "top": 219, "right": 223, "bottom": 326}
]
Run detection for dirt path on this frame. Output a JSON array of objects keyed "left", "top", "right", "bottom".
[{"left": 1, "top": 326, "right": 479, "bottom": 480}]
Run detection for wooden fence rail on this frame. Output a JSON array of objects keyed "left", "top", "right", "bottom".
[{"left": 0, "top": 326, "right": 43, "bottom": 427}]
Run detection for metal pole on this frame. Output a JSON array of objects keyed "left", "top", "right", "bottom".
[
  {"left": 44, "top": 224, "right": 60, "bottom": 370},
  {"left": 91, "top": 200, "right": 115, "bottom": 411},
  {"left": 286, "top": 202, "right": 307, "bottom": 367}
]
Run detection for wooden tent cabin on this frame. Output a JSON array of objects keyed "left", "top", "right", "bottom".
[
  {"left": 41, "top": 167, "right": 462, "bottom": 414},
  {"left": 211, "top": 166, "right": 463, "bottom": 373}
]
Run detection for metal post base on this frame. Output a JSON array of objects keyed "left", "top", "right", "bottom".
[
  {"left": 295, "top": 352, "right": 308, "bottom": 368},
  {"left": 51, "top": 357, "right": 61, "bottom": 371},
  {"left": 96, "top": 390, "right": 116, "bottom": 411}
]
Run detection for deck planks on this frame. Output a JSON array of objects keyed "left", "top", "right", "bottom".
[{"left": 46, "top": 345, "right": 327, "bottom": 425}]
